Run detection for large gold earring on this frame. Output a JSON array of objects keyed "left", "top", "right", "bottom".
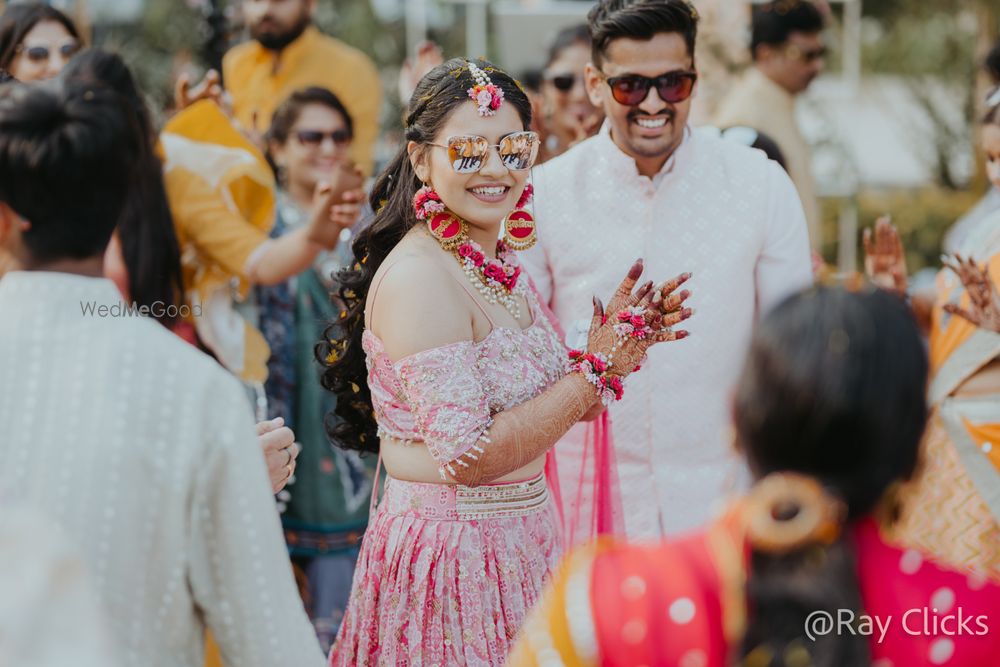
[
  {"left": 414, "top": 183, "right": 468, "bottom": 251},
  {"left": 503, "top": 209, "right": 536, "bottom": 251},
  {"left": 502, "top": 183, "right": 537, "bottom": 251},
  {"left": 428, "top": 211, "right": 468, "bottom": 251}
]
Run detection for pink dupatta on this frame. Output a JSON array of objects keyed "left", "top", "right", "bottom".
[{"left": 528, "top": 277, "right": 625, "bottom": 547}]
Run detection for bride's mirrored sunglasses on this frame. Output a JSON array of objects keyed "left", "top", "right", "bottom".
[{"left": 428, "top": 131, "right": 540, "bottom": 174}]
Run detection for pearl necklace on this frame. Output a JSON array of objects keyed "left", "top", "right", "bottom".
[{"left": 453, "top": 238, "right": 523, "bottom": 320}]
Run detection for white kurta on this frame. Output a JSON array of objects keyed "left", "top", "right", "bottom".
[
  {"left": 0, "top": 506, "right": 118, "bottom": 667},
  {"left": 0, "top": 272, "right": 325, "bottom": 667},
  {"left": 523, "top": 125, "right": 812, "bottom": 538}
]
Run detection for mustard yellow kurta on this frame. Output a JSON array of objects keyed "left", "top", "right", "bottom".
[
  {"left": 223, "top": 26, "right": 381, "bottom": 175},
  {"left": 160, "top": 100, "right": 276, "bottom": 384}
]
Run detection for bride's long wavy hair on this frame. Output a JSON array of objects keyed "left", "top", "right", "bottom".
[{"left": 316, "top": 58, "right": 533, "bottom": 454}]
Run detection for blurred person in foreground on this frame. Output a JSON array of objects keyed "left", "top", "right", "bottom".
[
  {"left": 0, "top": 506, "right": 117, "bottom": 666},
  {"left": 522, "top": 0, "right": 812, "bottom": 540},
  {"left": 224, "top": 0, "right": 381, "bottom": 174},
  {"left": 0, "top": 77, "right": 325, "bottom": 666},
  {"left": 987, "top": 39, "right": 1000, "bottom": 84},
  {"left": 869, "top": 100, "right": 1000, "bottom": 581},
  {"left": 510, "top": 287, "right": 1000, "bottom": 667},
  {"left": 535, "top": 23, "right": 603, "bottom": 163},
  {"left": 65, "top": 49, "right": 302, "bottom": 498},
  {"left": 259, "top": 86, "right": 372, "bottom": 650},
  {"left": 713, "top": 0, "right": 826, "bottom": 249}
]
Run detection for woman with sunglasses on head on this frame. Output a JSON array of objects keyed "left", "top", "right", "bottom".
[
  {"left": 536, "top": 23, "right": 603, "bottom": 163},
  {"left": 0, "top": 2, "right": 80, "bottom": 83},
  {"left": 257, "top": 86, "right": 370, "bottom": 651},
  {"left": 320, "top": 57, "right": 692, "bottom": 666}
]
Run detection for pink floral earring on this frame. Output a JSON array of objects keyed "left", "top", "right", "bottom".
[
  {"left": 413, "top": 183, "right": 467, "bottom": 251},
  {"left": 502, "top": 183, "right": 537, "bottom": 251}
]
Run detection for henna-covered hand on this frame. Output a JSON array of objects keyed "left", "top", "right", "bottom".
[
  {"left": 654, "top": 271, "right": 693, "bottom": 337},
  {"left": 863, "top": 215, "right": 908, "bottom": 294},
  {"left": 587, "top": 262, "right": 693, "bottom": 377},
  {"left": 444, "top": 262, "right": 694, "bottom": 488},
  {"left": 942, "top": 253, "right": 1000, "bottom": 333}
]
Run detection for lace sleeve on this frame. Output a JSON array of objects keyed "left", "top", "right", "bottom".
[{"left": 394, "top": 341, "right": 492, "bottom": 480}]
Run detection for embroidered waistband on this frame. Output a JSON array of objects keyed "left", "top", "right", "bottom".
[{"left": 381, "top": 473, "right": 549, "bottom": 521}]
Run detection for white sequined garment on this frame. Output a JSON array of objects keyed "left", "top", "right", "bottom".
[
  {"left": 0, "top": 272, "right": 325, "bottom": 667},
  {"left": 522, "top": 125, "right": 813, "bottom": 538},
  {"left": 0, "top": 506, "right": 117, "bottom": 666}
]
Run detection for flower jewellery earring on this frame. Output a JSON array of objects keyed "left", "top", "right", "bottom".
[
  {"left": 502, "top": 183, "right": 537, "bottom": 251},
  {"left": 412, "top": 182, "right": 523, "bottom": 319},
  {"left": 413, "top": 183, "right": 467, "bottom": 251}
]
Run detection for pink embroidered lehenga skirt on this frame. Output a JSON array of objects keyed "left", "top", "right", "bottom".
[{"left": 328, "top": 472, "right": 561, "bottom": 666}]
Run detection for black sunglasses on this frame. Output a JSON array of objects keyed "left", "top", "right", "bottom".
[
  {"left": 17, "top": 41, "right": 80, "bottom": 63},
  {"left": 296, "top": 129, "right": 352, "bottom": 147},
  {"left": 599, "top": 70, "right": 697, "bottom": 106},
  {"left": 546, "top": 73, "right": 579, "bottom": 92},
  {"left": 785, "top": 44, "right": 827, "bottom": 63}
]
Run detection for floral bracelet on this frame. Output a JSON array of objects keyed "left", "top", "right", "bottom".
[{"left": 567, "top": 349, "right": 624, "bottom": 405}]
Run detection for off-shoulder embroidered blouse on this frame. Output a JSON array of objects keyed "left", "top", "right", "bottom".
[{"left": 363, "top": 287, "right": 567, "bottom": 479}]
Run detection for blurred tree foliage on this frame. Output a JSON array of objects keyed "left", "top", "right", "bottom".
[
  {"left": 94, "top": 0, "right": 205, "bottom": 116},
  {"left": 95, "top": 0, "right": 469, "bottom": 139},
  {"left": 859, "top": 1, "right": 991, "bottom": 189}
]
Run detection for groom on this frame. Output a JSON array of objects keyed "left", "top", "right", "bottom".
[{"left": 523, "top": 0, "right": 813, "bottom": 538}]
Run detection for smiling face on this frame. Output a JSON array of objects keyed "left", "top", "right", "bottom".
[
  {"left": 270, "top": 102, "right": 352, "bottom": 197},
  {"left": 585, "top": 32, "right": 695, "bottom": 176},
  {"left": 8, "top": 20, "right": 79, "bottom": 82},
  {"left": 410, "top": 103, "right": 530, "bottom": 230}
]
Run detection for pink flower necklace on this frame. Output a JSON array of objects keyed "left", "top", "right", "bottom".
[{"left": 454, "top": 237, "right": 524, "bottom": 320}]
